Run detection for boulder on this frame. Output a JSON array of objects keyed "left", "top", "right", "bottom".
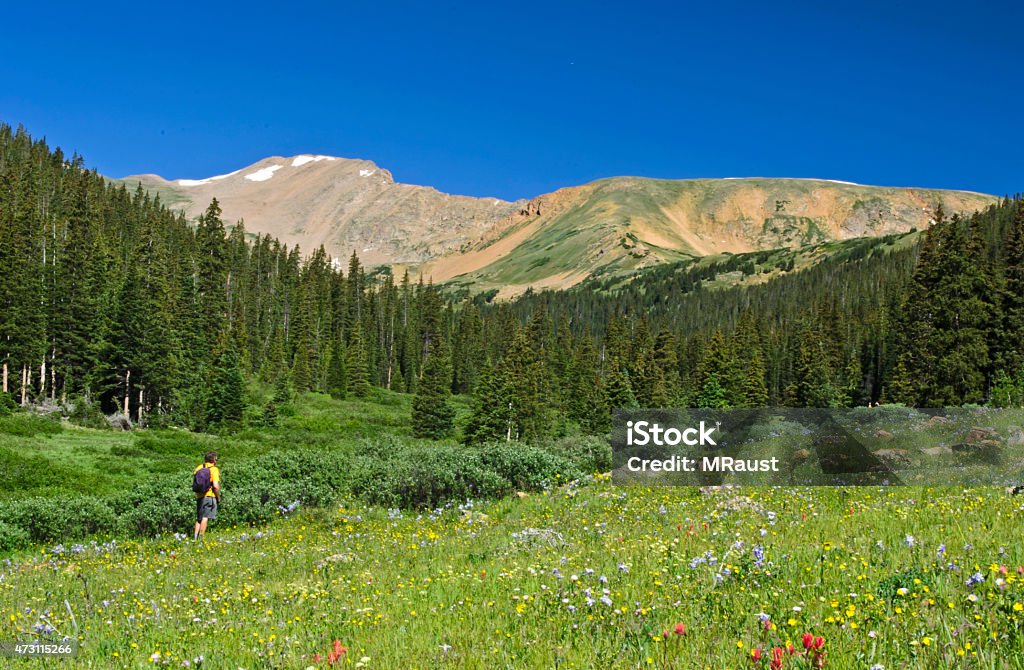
[
  {"left": 874, "top": 430, "right": 894, "bottom": 439},
  {"left": 789, "top": 448, "right": 811, "bottom": 465},
  {"left": 873, "top": 448, "right": 911, "bottom": 466},
  {"left": 926, "top": 415, "right": 949, "bottom": 426},
  {"left": 920, "top": 446, "right": 953, "bottom": 457},
  {"left": 1007, "top": 426, "right": 1024, "bottom": 447},
  {"left": 716, "top": 495, "right": 766, "bottom": 515},
  {"left": 107, "top": 414, "right": 133, "bottom": 431},
  {"left": 952, "top": 440, "right": 1001, "bottom": 463},
  {"left": 954, "top": 438, "right": 1000, "bottom": 452},
  {"left": 699, "top": 485, "right": 738, "bottom": 496},
  {"left": 967, "top": 427, "right": 998, "bottom": 444}
]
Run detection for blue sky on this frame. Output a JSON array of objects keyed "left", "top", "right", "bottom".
[{"left": 2, "top": 1, "right": 1021, "bottom": 200}]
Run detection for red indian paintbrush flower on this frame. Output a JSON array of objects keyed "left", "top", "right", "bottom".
[{"left": 326, "top": 639, "right": 347, "bottom": 665}]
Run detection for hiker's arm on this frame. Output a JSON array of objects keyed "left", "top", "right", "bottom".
[{"left": 213, "top": 480, "right": 221, "bottom": 500}]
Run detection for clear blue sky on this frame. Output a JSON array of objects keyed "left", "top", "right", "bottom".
[{"left": 2, "top": 1, "right": 1021, "bottom": 200}]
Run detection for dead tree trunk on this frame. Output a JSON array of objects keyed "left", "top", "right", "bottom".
[{"left": 123, "top": 369, "right": 131, "bottom": 418}]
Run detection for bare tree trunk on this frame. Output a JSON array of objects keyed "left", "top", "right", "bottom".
[
  {"left": 21, "top": 365, "right": 28, "bottom": 406},
  {"left": 123, "top": 369, "right": 131, "bottom": 418},
  {"left": 2, "top": 360, "right": 7, "bottom": 394},
  {"left": 40, "top": 357, "right": 46, "bottom": 399},
  {"left": 506, "top": 402, "right": 513, "bottom": 442},
  {"left": 50, "top": 354, "right": 56, "bottom": 402},
  {"left": 386, "top": 314, "right": 395, "bottom": 389},
  {"left": 137, "top": 387, "right": 144, "bottom": 425}
]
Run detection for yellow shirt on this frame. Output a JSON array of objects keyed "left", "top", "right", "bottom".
[{"left": 194, "top": 463, "right": 220, "bottom": 498}]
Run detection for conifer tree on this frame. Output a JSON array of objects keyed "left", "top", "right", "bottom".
[
  {"left": 504, "top": 328, "right": 557, "bottom": 441},
  {"left": 566, "top": 337, "right": 608, "bottom": 432},
  {"left": 206, "top": 332, "right": 245, "bottom": 428},
  {"left": 412, "top": 337, "right": 455, "bottom": 439},
  {"left": 346, "top": 325, "right": 371, "bottom": 398},
  {"left": 326, "top": 334, "right": 348, "bottom": 399},
  {"left": 653, "top": 328, "right": 684, "bottom": 406},
  {"left": 604, "top": 359, "right": 639, "bottom": 411},
  {"left": 463, "top": 359, "right": 514, "bottom": 444},
  {"left": 195, "top": 200, "right": 229, "bottom": 355}
]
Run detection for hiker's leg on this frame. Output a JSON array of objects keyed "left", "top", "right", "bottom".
[
  {"left": 199, "top": 517, "right": 209, "bottom": 536},
  {"left": 193, "top": 520, "right": 201, "bottom": 540}
]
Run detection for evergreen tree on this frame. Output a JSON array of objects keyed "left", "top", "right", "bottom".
[
  {"left": 326, "top": 334, "right": 348, "bottom": 399},
  {"left": 206, "top": 334, "right": 245, "bottom": 428},
  {"left": 565, "top": 337, "right": 609, "bottom": 432},
  {"left": 346, "top": 325, "right": 371, "bottom": 398},
  {"left": 411, "top": 338, "right": 455, "bottom": 439},
  {"left": 604, "top": 358, "right": 639, "bottom": 411},
  {"left": 696, "top": 372, "right": 730, "bottom": 408},
  {"left": 504, "top": 328, "right": 557, "bottom": 441},
  {"left": 653, "top": 327, "right": 684, "bottom": 406},
  {"left": 195, "top": 200, "right": 229, "bottom": 355},
  {"left": 463, "top": 359, "right": 514, "bottom": 444}
]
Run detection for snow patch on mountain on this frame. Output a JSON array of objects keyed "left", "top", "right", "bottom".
[
  {"left": 291, "top": 155, "right": 338, "bottom": 167},
  {"left": 245, "top": 165, "right": 283, "bottom": 182},
  {"left": 177, "top": 169, "right": 241, "bottom": 187}
]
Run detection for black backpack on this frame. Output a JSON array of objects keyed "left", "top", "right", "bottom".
[{"left": 192, "top": 466, "right": 212, "bottom": 495}]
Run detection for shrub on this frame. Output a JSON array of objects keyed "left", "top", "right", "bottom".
[
  {"left": 351, "top": 447, "right": 510, "bottom": 508},
  {"left": 134, "top": 431, "right": 209, "bottom": 458},
  {"left": 0, "top": 393, "right": 17, "bottom": 417},
  {"left": 0, "top": 521, "right": 29, "bottom": 552},
  {"left": 479, "top": 442, "right": 578, "bottom": 490},
  {"left": 543, "top": 435, "right": 613, "bottom": 472},
  {"left": 68, "top": 399, "right": 110, "bottom": 430}
]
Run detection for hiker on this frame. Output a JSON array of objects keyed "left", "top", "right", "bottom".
[{"left": 193, "top": 451, "right": 221, "bottom": 541}]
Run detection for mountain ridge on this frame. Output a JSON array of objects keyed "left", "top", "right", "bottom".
[{"left": 118, "top": 157, "right": 998, "bottom": 296}]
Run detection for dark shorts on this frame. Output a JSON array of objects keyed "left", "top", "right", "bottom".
[{"left": 196, "top": 496, "right": 218, "bottom": 521}]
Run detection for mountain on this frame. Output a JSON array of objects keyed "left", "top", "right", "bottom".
[
  {"left": 122, "top": 155, "right": 523, "bottom": 267},
  {"left": 119, "top": 158, "right": 997, "bottom": 296}
]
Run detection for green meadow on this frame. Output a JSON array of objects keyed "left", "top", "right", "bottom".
[{"left": 2, "top": 394, "right": 1024, "bottom": 669}]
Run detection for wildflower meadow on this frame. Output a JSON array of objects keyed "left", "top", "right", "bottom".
[{"left": 2, "top": 474, "right": 1023, "bottom": 668}]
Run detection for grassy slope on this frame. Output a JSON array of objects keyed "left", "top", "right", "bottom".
[
  {"left": 444, "top": 178, "right": 992, "bottom": 296},
  {"left": 0, "top": 388, "right": 458, "bottom": 501},
  {"left": 1, "top": 479, "right": 1022, "bottom": 668},
  {"left": 1, "top": 395, "right": 1024, "bottom": 667}
]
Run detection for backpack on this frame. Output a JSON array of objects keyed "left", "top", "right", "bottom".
[{"left": 192, "top": 466, "right": 212, "bottom": 495}]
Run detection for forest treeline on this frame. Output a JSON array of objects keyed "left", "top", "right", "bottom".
[{"left": 2, "top": 125, "right": 1023, "bottom": 442}]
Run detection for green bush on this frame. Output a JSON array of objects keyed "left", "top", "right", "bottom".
[
  {"left": 68, "top": 399, "right": 110, "bottom": 430},
  {"left": 0, "top": 393, "right": 17, "bottom": 417},
  {"left": 0, "top": 521, "right": 29, "bottom": 552},
  {"left": 0, "top": 427, "right": 604, "bottom": 551},
  {"left": 0, "top": 495, "right": 114, "bottom": 544},
  {"left": 543, "top": 435, "right": 612, "bottom": 472},
  {"left": 350, "top": 447, "right": 510, "bottom": 508},
  {"left": 134, "top": 431, "right": 209, "bottom": 458},
  {"left": 479, "top": 442, "right": 578, "bottom": 490}
]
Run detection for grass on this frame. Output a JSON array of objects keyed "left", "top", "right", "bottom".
[
  {"left": 3, "top": 396, "right": 1024, "bottom": 667},
  {"left": 0, "top": 388, "right": 420, "bottom": 500},
  {"left": 1, "top": 479, "right": 1022, "bottom": 668}
]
